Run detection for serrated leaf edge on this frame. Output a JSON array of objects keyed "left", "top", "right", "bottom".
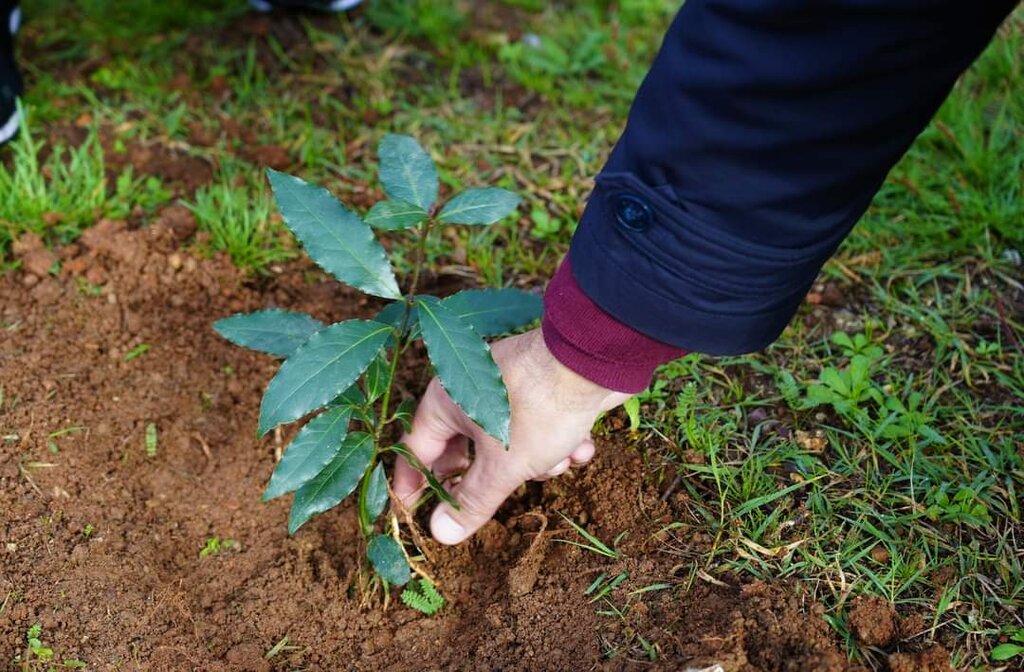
[
  {"left": 415, "top": 299, "right": 511, "bottom": 445},
  {"left": 268, "top": 169, "right": 401, "bottom": 299},
  {"left": 258, "top": 320, "right": 392, "bottom": 436}
]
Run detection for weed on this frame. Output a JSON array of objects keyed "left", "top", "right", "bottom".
[
  {"left": 215, "top": 135, "right": 538, "bottom": 588},
  {"left": 144, "top": 423, "right": 158, "bottom": 458},
  {"left": 18, "top": 623, "right": 87, "bottom": 669},
  {"left": 199, "top": 536, "right": 238, "bottom": 558},
  {"left": 528, "top": 207, "right": 564, "bottom": 241},
  {"left": 0, "top": 108, "right": 168, "bottom": 262},
  {"left": 185, "top": 180, "right": 294, "bottom": 273},
  {"left": 400, "top": 578, "right": 445, "bottom": 615},
  {"left": 623, "top": 396, "right": 641, "bottom": 433},
  {"left": 585, "top": 571, "right": 629, "bottom": 603},
  {"left": 992, "top": 628, "right": 1024, "bottom": 661},
  {"left": 25, "top": 624, "right": 53, "bottom": 663},
  {"left": 556, "top": 512, "right": 624, "bottom": 559},
  {"left": 46, "top": 426, "right": 86, "bottom": 455},
  {"left": 75, "top": 277, "right": 103, "bottom": 297},
  {"left": 123, "top": 344, "right": 151, "bottom": 361}
]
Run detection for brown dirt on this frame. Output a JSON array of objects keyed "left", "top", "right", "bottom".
[
  {"left": 888, "top": 646, "right": 952, "bottom": 672},
  {"left": 2, "top": 225, "right": 914, "bottom": 671},
  {"left": 848, "top": 596, "right": 898, "bottom": 649}
]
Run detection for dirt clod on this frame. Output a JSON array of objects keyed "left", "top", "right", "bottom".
[
  {"left": 848, "top": 596, "right": 898, "bottom": 648},
  {"left": 888, "top": 645, "right": 952, "bottom": 672},
  {"left": 13, "top": 232, "right": 57, "bottom": 277}
]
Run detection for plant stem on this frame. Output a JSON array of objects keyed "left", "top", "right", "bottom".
[
  {"left": 357, "top": 464, "right": 374, "bottom": 537},
  {"left": 373, "top": 217, "right": 433, "bottom": 448},
  {"left": 374, "top": 320, "right": 406, "bottom": 446},
  {"left": 408, "top": 216, "right": 434, "bottom": 299}
]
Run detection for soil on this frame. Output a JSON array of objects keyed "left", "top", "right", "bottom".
[
  {"left": 847, "top": 596, "right": 898, "bottom": 649},
  {"left": 0, "top": 220, "right": 950, "bottom": 672}
]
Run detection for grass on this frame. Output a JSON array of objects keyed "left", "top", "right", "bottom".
[
  {"left": 0, "top": 111, "right": 169, "bottom": 264},
  {"left": 3, "top": 1, "right": 1022, "bottom": 669},
  {"left": 629, "top": 18, "right": 1024, "bottom": 667},
  {"left": 184, "top": 177, "right": 295, "bottom": 272}
]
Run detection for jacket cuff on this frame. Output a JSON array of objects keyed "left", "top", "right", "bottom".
[
  {"left": 542, "top": 257, "right": 686, "bottom": 394},
  {"left": 567, "top": 171, "right": 831, "bottom": 355}
]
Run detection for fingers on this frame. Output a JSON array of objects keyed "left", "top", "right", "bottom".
[
  {"left": 534, "top": 457, "right": 571, "bottom": 481},
  {"left": 534, "top": 439, "right": 596, "bottom": 480},
  {"left": 431, "top": 435, "right": 470, "bottom": 478},
  {"left": 393, "top": 378, "right": 465, "bottom": 505},
  {"left": 393, "top": 435, "right": 468, "bottom": 507},
  {"left": 430, "top": 452, "right": 526, "bottom": 545},
  {"left": 569, "top": 438, "right": 596, "bottom": 465}
]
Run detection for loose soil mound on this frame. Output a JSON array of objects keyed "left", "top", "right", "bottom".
[{"left": 3, "top": 223, "right": 886, "bottom": 671}]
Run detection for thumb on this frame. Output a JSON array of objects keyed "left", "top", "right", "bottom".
[
  {"left": 393, "top": 378, "right": 464, "bottom": 505},
  {"left": 430, "top": 448, "right": 525, "bottom": 545}
]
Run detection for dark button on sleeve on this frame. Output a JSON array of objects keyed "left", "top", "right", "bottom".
[{"left": 614, "top": 194, "right": 653, "bottom": 231}]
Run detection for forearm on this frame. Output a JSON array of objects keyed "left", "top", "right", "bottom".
[{"left": 545, "top": 0, "right": 1015, "bottom": 388}]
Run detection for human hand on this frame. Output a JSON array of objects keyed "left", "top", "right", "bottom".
[{"left": 394, "top": 328, "right": 630, "bottom": 545}]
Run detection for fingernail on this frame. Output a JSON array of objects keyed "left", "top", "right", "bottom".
[{"left": 432, "top": 509, "right": 466, "bottom": 545}]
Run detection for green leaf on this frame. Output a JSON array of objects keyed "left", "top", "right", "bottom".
[
  {"left": 992, "top": 643, "right": 1024, "bottom": 661},
  {"left": 366, "top": 200, "right": 427, "bottom": 231},
  {"left": 214, "top": 309, "right": 324, "bottom": 358},
  {"left": 438, "top": 187, "right": 521, "bottom": 225},
  {"left": 389, "top": 443, "right": 459, "bottom": 509},
  {"left": 441, "top": 288, "right": 541, "bottom": 336},
  {"left": 364, "top": 462, "right": 389, "bottom": 522},
  {"left": 367, "top": 534, "right": 411, "bottom": 586},
  {"left": 334, "top": 385, "right": 367, "bottom": 408},
  {"left": 259, "top": 320, "right": 391, "bottom": 436},
  {"left": 415, "top": 298, "right": 510, "bottom": 445},
  {"left": 267, "top": 169, "right": 401, "bottom": 299},
  {"left": 378, "top": 134, "right": 438, "bottom": 212},
  {"left": 374, "top": 301, "right": 406, "bottom": 329},
  {"left": 363, "top": 354, "right": 390, "bottom": 403},
  {"left": 392, "top": 399, "right": 415, "bottom": 433},
  {"left": 401, "top": 578, "right": 445, "bottom": 615},
  {"left": 263, "top": 406, "right": 352, "bottom": 501},
  {"left": 288, "top": 432, "right": 374, "bottom": 534},
  {"left": 374, "top": 301, "right": 420, "bottom": 344}
]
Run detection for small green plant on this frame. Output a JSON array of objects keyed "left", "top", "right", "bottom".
[
  {"left": 123, "top": 343, "right": 151, "bottom": 361},
  {"left": 185, "top": 179, "right": 294, "bottom": 273},
  {"left": 623, "top": 396, "right": 641, "bottom": 433},
  {"left": 584, "top": 571, "right": 629, "bottom": 603},
  {"left": 804, "top": 355, "right": 882, "bottom": 416},
  {"left": 199, "top": 536, "right": 238, "bottom": 558},
  {"left": 555, "top": 512, "right": 624, "bottom": 559},
  {"left": 0, "top": 106, "right": 168, "bottom": 263},
  {"left": 925, "top": 481, "right": 993, "bottom": 527},
  {"left": 144, "top": 423, "right": 158, "bottom": 458},
  {"left": 25, "top": 624, "right": 54, "bottom": 663},
  {"left": 528, "top": 207, "right": 564, "bottom": 241},
  {"left": 214, "top": 134, "right": 539, "bottom": 588},
  {"left": 830, "top": 331, "right": 885, "bottom": 361},
  {"left": 18, "top": 623, "right": 88, "bottom": 669},
  {"left": 400, "top": 578, "right": 445, "bottom": 615},
  {"left": 992, "top": 627, "right": 1024, "bottom": 661}
]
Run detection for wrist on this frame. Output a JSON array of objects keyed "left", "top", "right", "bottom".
[
  {"left": 541, "top": 257, "right": 687, "bottom": 394},
  {"left": 520, "top": 329, "right": 628, "bottom": 410}
]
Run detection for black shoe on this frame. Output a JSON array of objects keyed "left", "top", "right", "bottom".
[
  {"left": 248, "top": 0, "right": 362, "bottom": 12},
  {"left": 0, "top": 2, "right": 22, "bottom": 145}
]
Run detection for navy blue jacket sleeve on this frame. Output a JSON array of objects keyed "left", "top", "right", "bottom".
[{"left": 568, "top": 0, "right": 1016, "bottom": 355}]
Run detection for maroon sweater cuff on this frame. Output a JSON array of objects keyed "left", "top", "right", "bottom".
[{"left": 542, "top": 258, "right": 687, "bottom": 394}]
